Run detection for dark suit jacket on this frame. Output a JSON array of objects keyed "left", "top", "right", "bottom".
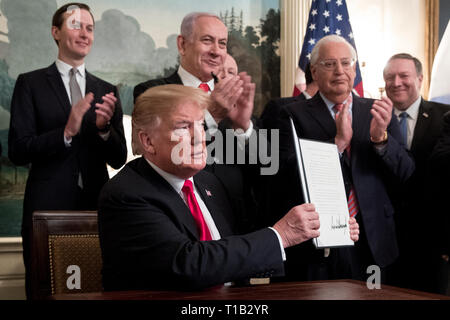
[
  {"left": 259, "top": 94, "right": 306, "bottom": 132},
  {"left": 98, "top": 157, "right": 284, "bottom": 291},
  {"left": 388, "top": 101, "right": 450, "bottom": 292},
  {"left": 430, "top": 110, "right": 450, "bottom": 254},
  {"left": 277, "top": 93, "right": 415, "bottom": 270},
  {"left": 8, "top": 63, "right": 127, "bottom": 230},
  {"left": 431, "top": 110, "right": 450, "bottom": 178},
  {"left": 133, "top": 72, "right": 266, "bottom": 232},
  {"left": 390, "top": 99, "right": 450, "bottom": 252},
  {"left": 133, "top": 72, "right": 182, "bottom": 102}
]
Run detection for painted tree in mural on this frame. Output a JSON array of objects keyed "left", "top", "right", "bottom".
[
  {"left": 221, "top": 8, "right": 280, "bottom": 116},
  {"left": 0, "top": 60, "right": 14, "bottom": 113},
  {"left": 259, "top": 8, "right": 281, "bottom": 102}
]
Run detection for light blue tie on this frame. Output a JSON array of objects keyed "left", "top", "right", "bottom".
[{"left": 398, "top": 112, "right": 408, "bottom": 147}]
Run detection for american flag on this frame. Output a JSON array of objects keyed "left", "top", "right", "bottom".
[{"left": 294, "top": 0, "right": 364, "bottom": 97}]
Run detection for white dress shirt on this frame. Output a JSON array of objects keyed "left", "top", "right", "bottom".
[
  {"left": 56, "top": 59, "right": 109, "bottom": 147},
  {"left": 302, "top": 91, "right": 312, "bottom": 100},
  {"left": 56, "top": 59, "right": 86, "bottom": 104},
  {"left": 320, "top": 92, "right": 353, "bottom": 120},
  {"left": 57, "top": 59, "right": 86, "bottom": 149},
  {"left": 177, "top": 66, "right": 217, "bottom": 130}
]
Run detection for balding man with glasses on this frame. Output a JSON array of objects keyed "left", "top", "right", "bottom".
[{"left": 274, "top": 35, "right": 415, "bottom": 284}]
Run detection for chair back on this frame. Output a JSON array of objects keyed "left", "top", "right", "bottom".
[{"left": 31, "top": 211, "right": 102, "bottom": 299}]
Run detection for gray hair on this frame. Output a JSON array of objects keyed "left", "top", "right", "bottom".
[
  {"left": 310, "top": 35, "right": 357, "bottom": 65},
  {"left": 180, "top": 12, "right": 223, "bottom": 41},
  {"left": 384, "top": 53, "right": 423, "bottom": 77}
]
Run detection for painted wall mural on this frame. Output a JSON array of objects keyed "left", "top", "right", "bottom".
[{"left": 0, "top": 0, "right": 280, "bottom": 236}]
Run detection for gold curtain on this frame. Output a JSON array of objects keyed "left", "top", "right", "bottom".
[{"left": 424, "top": 0, "right": 439, "bottom": 99}]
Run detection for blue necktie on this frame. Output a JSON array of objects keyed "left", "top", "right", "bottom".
[{"left": 398, "top": 112, "right": 408, "bottom": 147}]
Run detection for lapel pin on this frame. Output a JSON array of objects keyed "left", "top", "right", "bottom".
[
  {"left": 423, "top": 112, "right": 429, "bottom": 118},
  {"left": 205, "top": 189, "right": 212, "bottom": 197}
]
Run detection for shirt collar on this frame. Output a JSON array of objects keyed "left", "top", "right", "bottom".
[
  {"left": 302, "top": 91, "right": 312, "bottom": 99},
  {"left": 177, "top": 65, "right": 215, "bottom": 92},
  {"left": 55, "top": 59, "right": 86, "bottom": 78},
  {"left": 145, "top": 158, "right": 193, "bottom": 195},
  {"left": 394, "top": 96, "right": 421, "bottom": 121},
  {"left": 319, "top": 92, "right": 353, "bottom": 114}
]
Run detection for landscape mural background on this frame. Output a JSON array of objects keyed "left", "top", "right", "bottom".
[{"left": 0, "top": 0, "right": 280, "bottom": 236}]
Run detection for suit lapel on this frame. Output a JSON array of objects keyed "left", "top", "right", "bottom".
[
  {"left": 165, "top": 72, "right": 183, "bottom": 85},
  {"left": 349, "top": 96, "right": 372, "bottom": 169},
  {"left": 85, "top": 70, "right": 97, "bottom": 95},
  {"left": 411, "top": 99, "right": 432, "bottom": 152},
  {"left": 45, "top": 63, "right": 71, "bottom": 116},
  {"left": 194, "top": 175, "right": 233, "bottom": 237},
  {"left": 135, "top": 158, "right": 200, "bottom": 239},
  {"left": 83, "top": 71, "right": 98, "bottom": 127},
  {"left": 351, "top": 95, "right": 371, "bottom": 147},
  {"left": 304, "top": 94, "right": 337, "bottom": 138}
]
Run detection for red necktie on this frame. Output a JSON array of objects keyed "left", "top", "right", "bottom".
[
  {"left": 182, "top": 180, "right": 212, "bottom": 241},
  {"left": 347, "top": 189, "right": 358, "bottom": 218},
  {"left": 198, "top": 83, "right": 210, "bottom": 93},
  {"left": 333, "top": 103, "right": 359, "bottom": 218}
]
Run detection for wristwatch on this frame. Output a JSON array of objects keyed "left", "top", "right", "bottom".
[{"left": 370, "top": 130, "right": 388, "bottom": 145}]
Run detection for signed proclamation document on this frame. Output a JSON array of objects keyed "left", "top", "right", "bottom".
[{"left": 290, "top": 118, "right": 354, "bottom": 248}]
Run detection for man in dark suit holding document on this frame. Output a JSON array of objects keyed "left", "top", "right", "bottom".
[
  {"left": 97, "top": 84, "right": 360, "bottom": 290},
  {"left": 276, "top": 35, "right": 415, "bottom": 283}
]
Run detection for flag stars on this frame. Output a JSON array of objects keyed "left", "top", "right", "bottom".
[{"left": 301, "top": 1, "right": 361, "bottom": 92}]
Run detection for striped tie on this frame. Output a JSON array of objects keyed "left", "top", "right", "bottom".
[{"left": 348, "top": 189, "right": 358, "bottom": 218}]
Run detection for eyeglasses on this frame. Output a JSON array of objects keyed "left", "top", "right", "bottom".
[{"left": 318, "top": 58, "right": 356, "bottom": 71}]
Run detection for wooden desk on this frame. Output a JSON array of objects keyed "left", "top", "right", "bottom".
[{"left": 51, "top": 280, "right": 450, "bottom": 300}]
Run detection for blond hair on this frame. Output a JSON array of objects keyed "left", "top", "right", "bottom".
[{"left": 132, "top": 84, "right": 211, "bottom": 155}]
